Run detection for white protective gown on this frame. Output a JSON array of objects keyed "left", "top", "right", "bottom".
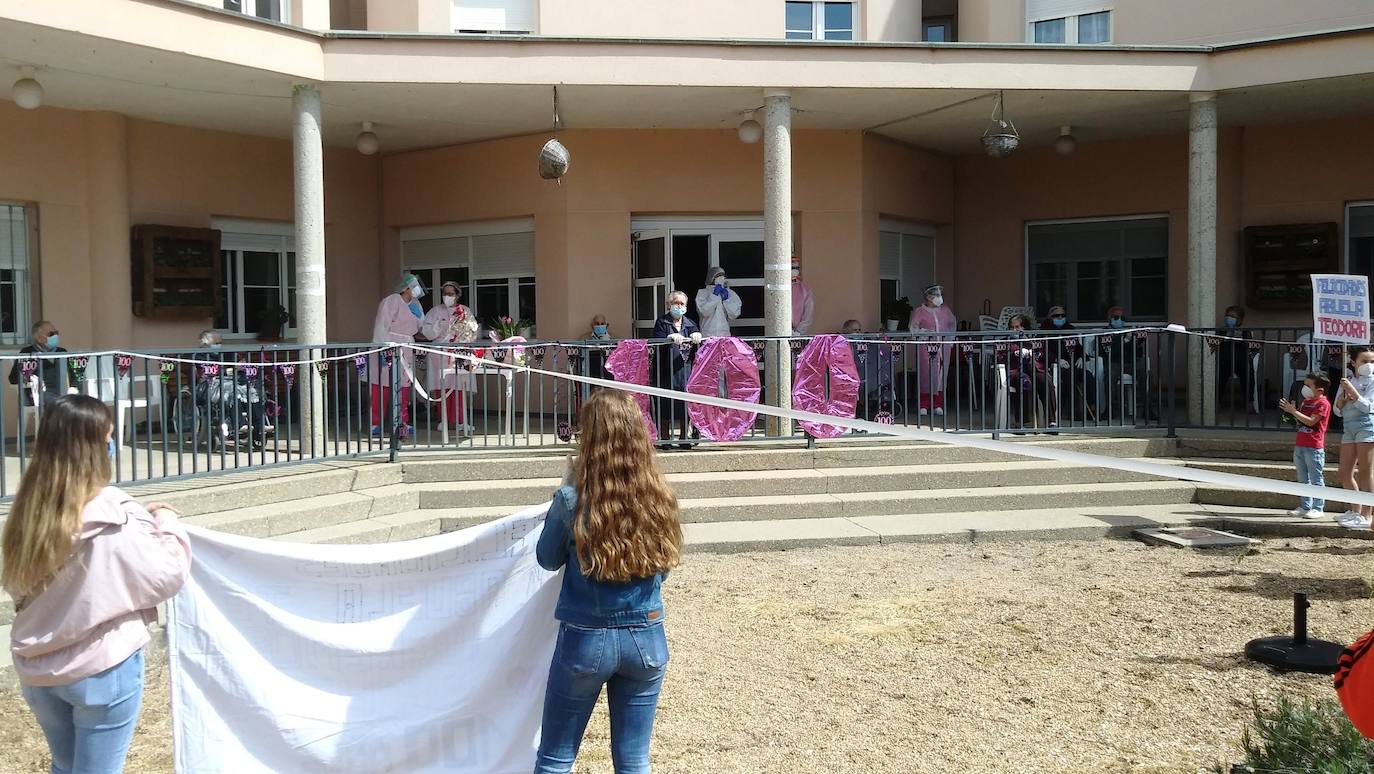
[
  {"left": 420, "top": 303, "right": 479, "bottom": 394},
  {"left": 366, "top": 293, "right": 422, "bottom": 384},
  {"left": 695, "top": 285, "right": 742, "bottom": 338}
]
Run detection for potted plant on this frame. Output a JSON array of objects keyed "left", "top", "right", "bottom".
[
  {"left": 494, "top": 315, "right": 531, "bottom": 340},
  {"left": 885, "top": 297, "right": 912, "bottom": 333},
  {"left": 256, "top": 304, "right": 292, "bottom": 342}
]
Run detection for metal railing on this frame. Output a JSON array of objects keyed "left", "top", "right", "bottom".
[{"left": 0, "top": 327, "right": 1335, "bottom": 498}]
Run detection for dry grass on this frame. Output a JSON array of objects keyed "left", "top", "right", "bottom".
[{"left": 3, "top": 536, "right": 1372, "bottom": 773}]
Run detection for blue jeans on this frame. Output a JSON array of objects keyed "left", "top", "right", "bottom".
[
  {"left": 21, "top": 649, "right": 144, "bottom": 774},
  {"left": 534, "top": 622, "right": 668, "bottom": 774},
  {"left": 1295, "top": 446, "right": 1326, "bottom": 511}
]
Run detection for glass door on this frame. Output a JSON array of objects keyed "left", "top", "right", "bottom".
[
  {"left": 632, "top": 231, "right": 668, "bottom": 338},
  {"left": 711, "top": 229, "right": 766, "bottom": 336}
]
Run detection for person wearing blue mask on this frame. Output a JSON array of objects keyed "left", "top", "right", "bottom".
[
  {"left": 8, "top": 320, "right": 69, "bottom": 412},
  {"left": 1217, "top": 304, "right": 1257, "bottom": 415},
  {"left": 1039, "top": 305, "right": 1098, "bottom": 423},
  {"left": 586, "top": 314, "right": 612, "bottom": 342}
]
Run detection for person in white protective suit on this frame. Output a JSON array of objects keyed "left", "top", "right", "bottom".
[
  {"left": 694, "top": 265, "right": 742, "bottom": 338},
  {"left": 791, "top": 256, "right": 815, "bottom": 336},
  {"left": 419, "top": 281, "right": 479, "bottom": 434},
  {"left": 366, "top": 274, "right": 424, "bottom": 437}
]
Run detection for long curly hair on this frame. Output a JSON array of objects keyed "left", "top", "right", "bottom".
[{"left": 572, "top": 389, "right": 682, "bottom": 582}]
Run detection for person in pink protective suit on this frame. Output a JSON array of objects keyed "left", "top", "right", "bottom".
[
  {"left": 908, "top": 283, "right": 957, "bottom": 416},
  {"left": 791, "top": 257, "right": 815, "bottom": 336},
  {"left": 366, "top": 273, "right": 425, "bottom": 437}
]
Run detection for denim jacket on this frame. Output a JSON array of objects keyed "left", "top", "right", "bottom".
[{"left": 536, "top": 485, "right": 666, "bottom": 628}]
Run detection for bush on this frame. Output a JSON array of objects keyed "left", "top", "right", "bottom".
[{"left": 1217, "top": 695, "right": 1374, "bottom": 773}]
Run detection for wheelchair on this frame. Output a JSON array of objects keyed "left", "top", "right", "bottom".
[{"left": 169, "top": 372, "right": 274, "bottom": 451}]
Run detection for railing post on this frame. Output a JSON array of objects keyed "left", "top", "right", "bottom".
[
  {"left": 389, "top": 349, "right": 400, "bottom": 463},
  {"left": 1166, "top": 332, "right": 1177, "bottom": 438}
]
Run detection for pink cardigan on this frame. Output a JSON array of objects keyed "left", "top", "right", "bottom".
[{"left": 8, "top": 486, "right": 191, "bottom": 686}]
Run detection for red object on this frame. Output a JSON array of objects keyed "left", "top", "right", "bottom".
[
  {"left": 472, "top": 347, "right": 485, "bottom": 359},
  {"left": 369, "top": 384, "right": 412, "bottom": 427},
  {"left": 1295, "top": 395, "right": 1331, "bottom": 449},
  {"left": 1337, "top": 629, "right": 1374, "bottom": 737}
]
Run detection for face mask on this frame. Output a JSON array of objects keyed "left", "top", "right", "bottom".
[
  {"left": 1359, "top": 363, "right": 1374, "bottom": 379},
  {"left": 409, "top": 283, "right": 425, "bottom": 300},
  {"left": 1224, "top": 315, "right": 1238, "bottom": 327},
  {"left": 670, "top": 306, "right": 686, "bottom": 318},
  {"left": 46, "top": 334, "right": 59, "bottom": 349},
  {"left": 107, "top": 439, "right": 117, "bottom": 460},
  {"left": 443, "top": 295, "right": 457, "bottom": 308},
  {"left": 1302, "top": 386, "right": 1317, "bottom": 399},
  {"left": 593, "top": 324, "right": 608, "bottom": 337},
  {"left": 929, "top": 296, "right": 944, "bottom": 307},
  {"left": 1052, "top": 318, "right": 1066, "bottom": 328},
  {"left": 209, "top": 343, "right": 223, "bottom": 350},
  {"left": 1109, "top": 318, "right": 1124, "bottom": 329},
  {"left": 791, "top": 269, "right": 800, "bottom": 280},
  {"left": 713, "top": 276, "right": 726, "bottom": 287}
]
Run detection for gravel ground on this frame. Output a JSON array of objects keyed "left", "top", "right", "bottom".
[{"left": 2, "top": 536, "right": 1371, "bottom": 773}]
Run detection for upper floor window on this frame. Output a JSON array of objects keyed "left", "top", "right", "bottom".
[
  {"left": 213, "top": 220, "right": 296, "bottom": 339},
  {"left": 1027, "top": 2, "right": 1111, "bottom": 44},
  {"left": 453, "top": 0, "right": 536, "bottom": 34},
  {"left": 0, "top": 202, "right": 38, "bottom": 347},
  {"left": 223, "top": 0, "right": 287, "bottom": 23},
  {"left": 924, "top": 17, "right": 955, "bottom": 42},
  {"left": 786, "top": 2, "right": 854, "bottom": 41}
]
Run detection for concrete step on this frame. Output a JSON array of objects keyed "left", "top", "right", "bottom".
[
  {"left": 276, "top": 509, "right": 446, "bottom": 545},
  {"left": 185, "top": 485, "right": 415, "bottom": 538},
  {"left": 403, "top": 460, "right": 1173, "bottom": 510}
]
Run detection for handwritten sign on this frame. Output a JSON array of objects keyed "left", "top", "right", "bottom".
[{"left": 1312, "top": 274, "right": 1369, "bottom": 344}]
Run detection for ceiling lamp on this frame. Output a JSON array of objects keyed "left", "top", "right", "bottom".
[
  {"left": 539, "top": 87, "right": 570, "bottom": 181},
  {"left": 737, "top": 118, "right": 762, "bottom": 144},
  {"left": 1055, "top": 125, "right": 1078, "bottom": 156},
  {"left": 355, "top": 121, "right": 380, "bottom": 155},
  {"left": 11, "top": 67, "right": 43, "bottom": 111},
  {"left": 980, "top": 91, "right": 1020, "bottom": 158}
]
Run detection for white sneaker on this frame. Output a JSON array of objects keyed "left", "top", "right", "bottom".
[
  {"left": 919, "top": 408, "right": 929, "bottom": 417},
  {"left": 1303, "top": 509, "right": 1328, "bottom": 520},
  {"left": 1341, "top": 514, "right": 1373, "bottom": 530},
  {"left": 1286, "top": 507, "right": 1308, "bottom": 517},
  {"left": 1338, "top": 511, "right": 1366, "bottom": 526},
  {"left": 933, "top": 407, "right": 945, "bottom": 416}
]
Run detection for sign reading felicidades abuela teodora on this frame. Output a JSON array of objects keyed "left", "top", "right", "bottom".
[{"left": 1312, "top": 273, "right": 1370, "bottom": 344}]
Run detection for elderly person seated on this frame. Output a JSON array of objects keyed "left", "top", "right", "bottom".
[
  {"left": 1000, "top": 314, "right": 1058, "bottom": 430},
  {"left": 192, "top": 329, "right": 268, "bottom": 450},
  {"left": 8, "top": 320, "right": 68, "bottom": 410}
]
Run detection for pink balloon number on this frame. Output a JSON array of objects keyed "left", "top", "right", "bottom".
[
  {"left": 792, "top": 334, "right": 860, "bottom": 439},
  {"left": 603, "top": 339, "right": 658, "bottom": 439},
  {"left": 687, "top": 337, "right": 760, "bottom": 442}
]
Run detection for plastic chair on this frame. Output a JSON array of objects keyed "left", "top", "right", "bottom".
[{"left": 83, "top": 365, "right": 162, "bottom": 445}]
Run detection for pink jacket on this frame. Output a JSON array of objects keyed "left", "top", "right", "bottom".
[{"left": 8, "top": 486, "right": 191, "bottom": 687}]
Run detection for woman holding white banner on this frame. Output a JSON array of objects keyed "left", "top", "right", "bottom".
[
  {"left": 533, "top": 388, "right": 683, "bottom": 773},
  {"left": 2, "top": 395, "right": 191, "bottom": 774},
  {"left": 1336, "top": 347, "right": 1374, "bottom": 530}
]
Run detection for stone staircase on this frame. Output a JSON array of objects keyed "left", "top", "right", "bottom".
[{"left": 0, "top": 433, "right": 1362, "bottom": 637}]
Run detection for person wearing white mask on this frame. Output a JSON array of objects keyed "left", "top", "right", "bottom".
[
  {"left": 1336, "top": 347, "right": 1374, "bottom": 529},
  {"left": 791, "top": 257, "right": 814, "bottom": 336},
  {"left": 695, "top": 266, "right": 741, "bottom": 339},
  {"left": 653, "top": 292, "right": 703, "bottom": 447},
  {"left": 908, "top": 284, "right": 956, "bottom": 417},
  {"left": 420, "top": 281, "right": 479, "bottom": 434},
  {"left": 366, "top": 274, "right": 425, "bottom": 438}
]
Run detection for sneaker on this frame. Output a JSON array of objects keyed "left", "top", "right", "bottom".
[
  {"left": 933, "top": 407, "right": 945, "bottom": 417},
  {"left": 919, "top": 408, "right": 929, "bottom": 417},
  {"left": 1341, "top": 514, "right": 1373, "bottom": 530},
  {"left": 1337, "top": 510, "right": 1365, "bottom": 526},
  {"left": 370, "top": 425, "right": 383, "bottom": 437},
  {"left": 1303, "top": 509, "right": 1328, "bottom": 520},
  {"left": 1286, "top": 507, "right": 1308, "bottom": 517}
]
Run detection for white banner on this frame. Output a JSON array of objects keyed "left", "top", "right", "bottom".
[{"left": 167, "top": 506, "right": 560, "bottom": 774}]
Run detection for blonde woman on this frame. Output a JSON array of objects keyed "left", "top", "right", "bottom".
[
  {"left": 534, "top": 389, "right": 683, "bottom": 773},
  {"left": 3, "top": 394, "right": 191, "bottom": 773}
]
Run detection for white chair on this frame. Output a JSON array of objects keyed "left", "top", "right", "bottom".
[
  {"left": 978, "top": 315, "right": 1000, "bottom": 331},
  {"left": 17, "top": 374, "right": 42, "bottom": 435},
  {"left": 997, "top": 306, "right": 1035, "bottom": 330},
  {"left": 1282, "top": 333, "right": 1319, "bottom": 401},
  {"left": 83, "top": 363, "right": 163, "bottom": 445}
]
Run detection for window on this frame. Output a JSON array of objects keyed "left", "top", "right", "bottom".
[
  {"left": 785, "top": 2, "right": 853, "bottom": 41},
  {"left": 222, "top": 0, "right": 287, "bottom": 23},
  {"left": 1348, "top": 202, "right": 1374, "bottom": 280},
  {"left": 401, "top": 220, "right": 536, "bottom": 333},
  {"left": 1026, "top": 2, "right": 1111, "bottom": 44},
  {"left": 214, "top": 223, "right": 296, "bottom": 337},
  {"left": 878, "top": 221, "right": 936, "bottom": 324},
  {"left": 1026, "top": 216, "right": 1168, "bottom": 322},
  {"left": 452, "top": 0, "right": 536, "bottom": 34},
  {"left": 924, "top": 17, "right": 955, "bottom": 42},
  {"left": 0, "top": 203, "right": 36, "bottom": 347}
]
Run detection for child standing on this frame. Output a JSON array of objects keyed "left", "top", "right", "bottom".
[{"left": 1280, "top": 372, "right": 1332, "bottom": 518}]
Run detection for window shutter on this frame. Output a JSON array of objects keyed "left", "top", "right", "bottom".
[
  {"left": 452, "top": 0, "right": 537, "bottom": 33},
  {"left": 0, "top": 205, "right": 27, "bottom": 271},
  {"left": 901, "top": 234, "right": 935, "bottom": 298},
  {"left": 879, "top": 231, "right": 901, "bottom": 278},
  {"left": 402, "top": 237, "right": 470, "bottom": 268},
  {"left": 472, "top": 232, "right": 535, "bottom": 277},
  {"left": 1026, "top": 0, "right": 1111, "bottom": 22}
]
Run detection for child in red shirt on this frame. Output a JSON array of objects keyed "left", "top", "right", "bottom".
[{"left": 1280, "top": 372, "right": 1332, "bottom": 518}]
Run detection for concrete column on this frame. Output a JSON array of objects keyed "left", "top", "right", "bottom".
[
  {"left": 293, "top": 84, "right": 327, "bottom": 454},
  {"left": 1187, "top": 92, "right": 1218, "bottom": 427},
  {"left": 763, "top": 88, "right": 794, "bottom": 434},
  {"left": 84, "top": 112, "right": 131, "bottom": 350}
]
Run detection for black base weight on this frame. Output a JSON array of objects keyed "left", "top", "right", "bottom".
[{"left": 1244, "top": 592, "right": 1343, "bottom": 675}]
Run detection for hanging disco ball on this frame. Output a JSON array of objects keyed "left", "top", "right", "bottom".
[{"left": 538, "top": 138, "right": 571, "bottom": 180}]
